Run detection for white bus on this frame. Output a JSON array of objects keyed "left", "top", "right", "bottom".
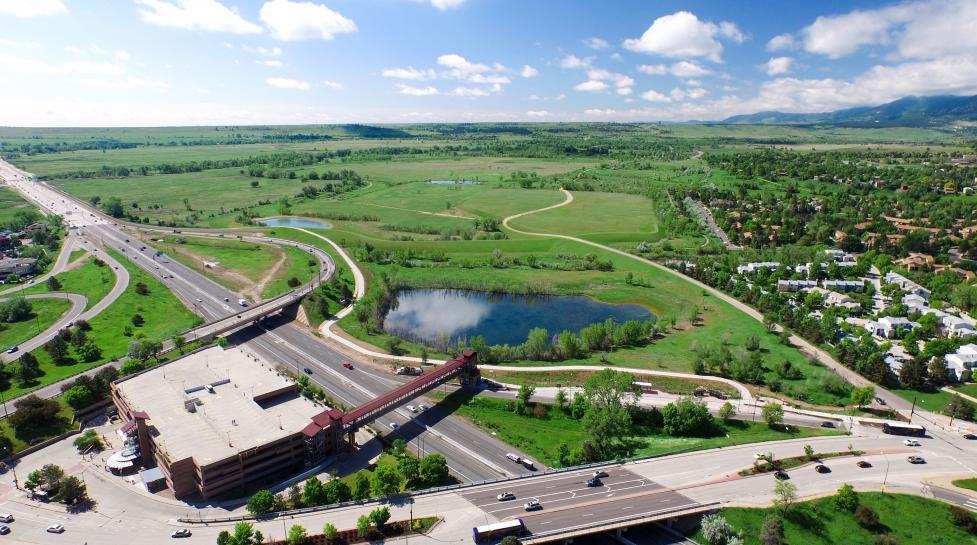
[{"left": 473, "top": 519, "right": 525, "bottom": 542}]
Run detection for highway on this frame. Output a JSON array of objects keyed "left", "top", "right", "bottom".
[{"left": 0, "top": 160, "right": 534, "bottom": 483}]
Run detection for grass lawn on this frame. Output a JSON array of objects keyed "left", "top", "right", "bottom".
[
  {"left": 0, "top": 298, "right": 72, "bottom": 350},
  {"left": 0, "top": 186, "right": 34, "bottom": 225},
  {"left": 507, "top": 191, "right": 661, "bottom": 244},
  {"left": 433, "top": 393, "right": 840, "bottom": 467},
  {"left": 888, "top": 387, "right": 955, "bottom": 416},
  {"left": 478, "top": 368, "right": 741, "bottom": 398},
  {"left": 0, "top": 396, "right": 78, "bottom": 456},
  {"left": 0, "top": 248, "right": 200, "bottom": 399},
  {"left": 695, "top": 493, "right": 977, "bottom": 545},
  {"left": 953, "top": 478, "right": 977, "bottom": 493},
  {"left": 19, "top": 254, "right": 115, "bottom": 311},
  {"left": 951, "top": 383, "right": 977, "bottom": 399}
]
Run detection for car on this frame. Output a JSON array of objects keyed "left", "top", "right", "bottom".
[
  {"left": 388, "top": 422, "right": 398, "bottom": 430},
  {"left": 820, "top": 421, "right": 836, "bottom": 428},
  {"left": 963, "top": 433, "right": 976, "bottom": 440},
  {"left": 407, "top": 405, "right": 417, "bottom": 412},
  {"left": 223, "top": 297, "right": 230, "bottom": 302},
  {"left": 196, "top": 298, "right": 203, "bottom": 303},
  {"left": 815, "top": 465, "right": 831, "bottom": 473},
  {"left": 343, "top": 361, "right": 353, "bottom": 369},
  {"left": 0, "top": 525, "right": 8, "bottom": 535},
  {"left": 907, "top": 455, "right": 925, "bottom": 464},
  {"left": 0, "top": 514, "right": 12, "bottom": 523},
  {"left": 875, "top": 397, "right": 887, "bottom": 406},
  {"left": 856, "top": 460, "right": 873, "bottom": 468},
  {"left": 5, "top": 346, "right": 17, "bottom": 354},
  {"left": 506, "top": 453, "right": 521, "bottom": 463},
  {"left": 524, "top": 499, "right": 541, "bottom": 511},
  {"left": 46, "top": 524, "right": 65, "bottom": 533},
  {"left": 592, "top": 470, "right": 609, "bottom": 478},
  {"left": 586, "top": 477, "right": 603, "bottom": 487},
  {"left": 774, "top": 470, "right": 789, "bottom": 480},
  {"left": 303, "top": 368, "right": 313, "bottom": 374},
  {"left": 124, "top": 239, "right": 129, "bottom": 242},
  {"left": 903, "top": 439, "right": 921, "bottom": 447},
  {"left": 497, "top": 492, "right": 515, "bottom": 501},
  {"left": 418, "top": 403, "right": 428, "bottom": 411},
  {"left": 171, "top": 529, "right": 192, "bottom": 538}
]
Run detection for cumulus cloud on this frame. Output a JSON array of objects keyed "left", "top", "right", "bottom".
[
  {"left": 0, "top": 0, "right": 66, "bottom": 17},
  {"left": 321, "top": 80, "right": 342, "bottom": 89},
  {"left": 259, "top": 0, "right": 356, "bottom": 41},
  {"left": 640, "top": 90, "right": 669, "bottom": 102},
  {"left": 575, "top": 80, "right": 607, "bottom": 92},
  {"left": 584, "top": 37, "right": 609, "bottom": 50},
  {"left": 559, "top": 54, "right": 593, "bottom": 69},
  {"left": 429, "top": 0, "right": 465, "bottom": 10},
  {"left": 637, "top": 64, "right": 667, "bottom": 75},
  {"left": 265, "top": 76, "right": 311, "bottom": 90},
  {"left": 135, "top": 0, "right": 262, "bottom": 34},
  {"left": 766, "top": 33, "right": 796, "bottom": 51},
  {"left": 623, "top": 11, "right": 745, "bottom": 62},
  {"left": 382, "top": 66, "right": 436, "bottom": 80},
  {"left": 669, "top": 60, "right": 711, "bottom": 77},
  {"left": 764, "top": 56, "right": 793, "bottom": 75},
  {"left": 437, "top": 53, "right": 492, "bottom": 74},
  {"left": 526, "top": 110, "right": 550, "bottom": 117},
  {"left": 257, "top": 59, "right": 283, "bottom": 68},
  {"left": 396, "top": 83, "right": 439, "bottom": 96},
  {"left": 520, "top": 64, "right": 539, "bottom": 78}
]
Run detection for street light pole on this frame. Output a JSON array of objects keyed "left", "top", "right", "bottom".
[{"left": 909, "top": 395, "right": 917, "bottom": 425}]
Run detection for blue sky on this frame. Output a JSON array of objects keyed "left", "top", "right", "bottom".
[{"left": 1, "top": 0, "right": 976, "bottom": 126}]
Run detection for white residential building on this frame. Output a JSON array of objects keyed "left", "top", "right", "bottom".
[
  {"left": 945, "top": 344, "right": 977, "bottom": 381},
  {"left": 737, "top": 262, "right": 781, "bottom": 274},
  {"left": 883, "top": 271, "right": 931, "bottom": 300}
]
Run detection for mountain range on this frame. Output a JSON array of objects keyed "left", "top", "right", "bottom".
[{"left": 719, "top": 94, "right": 977, "bottom": 127}]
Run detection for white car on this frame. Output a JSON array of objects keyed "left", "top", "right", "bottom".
[
  {"left": 904, "top": 439, "right": 921, "bottom": 447},
  {"left": 0, "top": 514, "right": 12, "bottom": 523},
  {"left": 388, "top": 422, "right": 399, "bottom": 430},
  {"left": 171, "top": 529, "right": 192, "bottom": 538},
  {"left": 407, "top": 405, "right": 417, "bottom": 413},
  {"left": 46, "top": 524, "right": 65, "bottom": 534},
  {"left": 418, "top": 403, "right": 428, "bottom": 411}
]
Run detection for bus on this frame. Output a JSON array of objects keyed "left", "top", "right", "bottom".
[
  {"left": 473, "top": 519, "right": 525, "bottom": 542},
  {"left": 882, "top": 422, "right": 926, "bottom": 437}
]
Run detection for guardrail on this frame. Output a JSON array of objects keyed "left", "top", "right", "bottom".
[{"left": 521, "top": 502, "right": 721, "bottom": 544}]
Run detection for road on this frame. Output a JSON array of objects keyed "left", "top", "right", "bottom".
[
  {"left": 0, "top": 292, "right": 86, "bottom": 358},
  {"left": 0, "top": 160, "right": 535, "bottom": 484}
]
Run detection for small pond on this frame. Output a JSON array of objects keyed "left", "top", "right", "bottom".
[
  {"left": 383, "top": 289, "right": 653, "bottom": 346},
  {"left": 260, "top": 217, "right": 332, "bottom": 229}
]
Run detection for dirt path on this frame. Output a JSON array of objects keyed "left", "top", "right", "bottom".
[
  {"left": 243, "top": 249, "right": 287, "bottom": 301},
  {"left": 360, "top": 201, "right": 478, "bottom": 220}
]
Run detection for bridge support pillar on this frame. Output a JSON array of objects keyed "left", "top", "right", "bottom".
[{"left": 457, "top": 350, "right": 481, "bottom": 389}]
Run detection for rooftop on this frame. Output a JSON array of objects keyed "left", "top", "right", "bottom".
[{"left": 114, "top": 346, "right": 323, "bottom": 466}]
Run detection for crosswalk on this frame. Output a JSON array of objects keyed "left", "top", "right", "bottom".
[{"left": 964, "top": 497, "right": 977, "bottom": 512}]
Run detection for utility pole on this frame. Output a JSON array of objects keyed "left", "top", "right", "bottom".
[{"left": 909, "top": 395, "right": 917, "bottom": 425}]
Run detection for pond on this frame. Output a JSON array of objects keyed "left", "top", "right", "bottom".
[
  {"left": 383, "top": 289, "right": 653, "bottom": 346},
  {"left": 260, "top": 217, "right": 332, "bottom": 229}
]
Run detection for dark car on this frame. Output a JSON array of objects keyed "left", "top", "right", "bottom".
[
  {"left": 856, "top": 461, "right": 872, "bottom": 468},
  {"left": 815, "top": 464, "right": 831, "bottom": 473},
  {"left": 343, "top": 361, "right": 353, "bottom": 369},
  {"left": 303, "top": 367, "right": 313, "bottom": 374},
  {"left": 820, "top": 421, "right": 836, "bottom": 428},
  {"left": 586, "top": 477, "right": 603, "bottom": 487},
  {"left": 774, "top": 470, "right": 789, "bottom": 480},
  {"left": 963, "top": 434, "right": 976, "bottom": 440}
]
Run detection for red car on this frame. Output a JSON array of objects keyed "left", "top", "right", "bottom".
[{"left": 343, "top": 361, "right": 353, "bottom": 370}]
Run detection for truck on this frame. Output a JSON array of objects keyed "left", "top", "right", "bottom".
[
  {"left": 238, "top": 299, "right": 248, "bottom": 307},
  {"left": 396, "top": 366, "right": 423, "bottom": 376}
]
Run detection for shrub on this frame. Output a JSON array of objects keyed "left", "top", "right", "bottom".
[
  {"left": 759, "top": 516, "right": 783, "bottom": 545},
  {"left": 854, "top": 505, "right": 880, "bottom": 528},
  {"left": 949, "top": 505, "right": 977, "bottom": 533},
  {"left": 701, "top": 513, "right": 739, "bottom": 545},
  {"left": 834, "top": 483, "right": 859, "bottom": 512}
]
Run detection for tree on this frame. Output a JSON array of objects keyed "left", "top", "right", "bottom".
[
  {"left": 220, "top": 522, "right": 264, "bottom": 545},
  {"left": 700, "top": 513, "right": 738, "bottom": 545},
  {"left": 558, "top": 330, "right": 581, "bottom": 359},
  {"left": 131, "top": 313, "right": 145, "bottom": 326},
  {"left": 854, "top": 505, "right": 880, "bottom": 528},
  {"left": 77, "top": 340, "right": 101, "bottom": 362},
  {"left": 850, "top": 386, "right": 875, "bottom": 409},
  {"left": 246, "top": 489, "right": 277, "bottom": 516},
  {"left": 173, "top": 335, "right": 187, "bottom": 353},
  {"left": 759, "top": 516, "right": 784, "bottom": 545},
  {"left": 803, "top": 444, "right": 815, "bottom": 461},
  {"left": 419, "top": 453, "right": 449, "bottom": 486},
  {"left": 103, "top": 197, "right": 124, "bottom": 217},
  {"left": 946, "top": 395, "right": 976, "bottom": 424},
  {"left": 46, "top": 276, "right": 62, "bottom": 291},
  {"left": 555, "top": 388, "right": 568, "bottom": 409},
  {"left": 44, "top": 335, "right": 70, "bottom": 364},
  {"left": 0, "top": 435, "right": 12, "bottom": 459},
  {"left": 662, "top": 398, "right": 714, "bottom": 437},
  {"left": 762, "top": 402, "right": 785, "bottom": 427},
  {"left": 772, "top": 479, "right": 797, "bottom": 516},
  {"left": 9, "top": 395, "right": 61, "bottom": 438},
  {"left": 835, "top": 483, "right": 859, "bottom": 512},
  {"left": 928, "top": 357, "right": 949, "bottom": 387},
  {"left": 370, "top": 505, "right": 391, "bottom": 530},
  {"left": 357, "top": 515, "right": 371, "bottom": 537},
  {"left": 525, "top": 327, "right": 550, "bottom": 360},
  {"left": 299, "top": 476, "right": 324, "bottom": 506},
  {"left": 898, "top": 358, "right": 928, "bottom": 390},
  {"left": 397, "top": 455, "right": 420, "bottom": 488},
  {"left": 323, "top": 523, "right": 338, "bottom": 539},
  {"left": 517, "top": 384, "right": 536, "bottom": 404},
  {"left": 584, "top": 368, "right": 640, "bottom": 408},
  {"left": 949, "top": 505, "right": 977, "bottom": 533},
  {"left": 370, "top": 464, "right": 401, "bottom": 497},
  {"left": 353, "top": 471, "right": 371, "bottom": 500},
  {"left": 324, "top": 479, "right": 351, "bottom": 504},
  {"left": 718, "top": 401, "right": 735, "bottom": 422},
  {"left": 134, "top": 282, "right": 149, "bottom": 295},
  {"left": 73, "top": 429, "right": 103, "bottom": 452},
  {"left": 499, "top": 537, "right": 523, "bottom": 545},
  {"left": 286, "top": 524, "right": 307, "bottom": 545},
  {"left": 57, "top": 475, "right": 87, "bottom": 505},
  {"left": 15, "top": 352, "right": 41, "bottom": 386},
  {"left": 64, "top": 385, "right": 94, "bottom": 410},
  {"left": 582, "top": 404, "right": 631, "bottom": 458}
]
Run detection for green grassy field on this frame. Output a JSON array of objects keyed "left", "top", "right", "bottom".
[
  {"left": 19, "top": 253, "right": 115, "bottom": 310},
  {"left": 0, "top": 396, "right": 77, "bottom": 454},
  {"left": 508, "top": 191, "right": 660, "bottom": 243},
  {"left": 695, "top": 493, "right": 977, "bottom": 545},
  {"left": 0, "top": 249, "right": 200, "bottom": 399},
  {"left": 0, "top": 186, "right": 34, "bottom": 225},
  {"left": 0, "top": 298, "right": 72, "bottom": 350},
  {"left": 953, "top": 478, "right": 977, "bottom": 493},
  {"left": 434, "top": 393, "right": 840, "bottom": 467},
  {"left": 950, "top": 383, "right": 977, "bottom": 399},
  {"left": 478, "top": 368, "right": 742, "bottom": 398}
]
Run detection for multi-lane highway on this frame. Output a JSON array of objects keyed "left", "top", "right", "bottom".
[{"left": 0, "top": 160, "right": 534, "bottom": 483}]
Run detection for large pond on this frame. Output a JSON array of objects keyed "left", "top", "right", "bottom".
[
  {"left": 260, "top": 217, "right": 332, "bottom": 229},
  {"left": 383, "top": 289, "right": 653, "bottom": 346}
]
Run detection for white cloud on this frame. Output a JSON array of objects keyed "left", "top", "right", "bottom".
[
  {"left": 669, "top": 88, "right": 685, "bottom": 101},
  {"left": 669, "top": 60, "right": 711, "bottom": 77},
  {"left": 637, "top": 63, "right": 667, "bottom": 75},
  {"left": 623, "top": 11, "right": 744, "bottom": 62},
  {"left": 449, "top": 86, "right": 492, "bottom": 97},
  {"left": 0, "top": 0, "right": 66, "bottom": 17},
  {"left": 135, "top": 0, "right": 262, "bottom": 34},
  {"left": 257, "top": 59, "right": 283, "bottom": 68},
  {"left": 382, "top": 66, "right": 436, "bottom": 80},
  {"left": 575, "top": 80, "right": 607, "bottom": 92},
  {"left": 259, "top": 0, "right": 356, "bottom": 41},
  {"left": 437, "top": 53, "right": 490, "bottom": 74},
  {"left": 767, "top": 33, "right": 796, "bottom": 51},
  {"left": 640, "top": 90, "right": 670, "bottom": 102},
  {"left": 468, "top": 74, "right": 510, "bottom": 85},
  {"left": 429, "top": 0, "right": 465, "bottom": 10},
  {"left": 115, "top": 50, "right": 131, "bottom": 61},
  {"left": 265, "top": 76, "right": 311, "bottom": 90},
  {"left": 764, "top": 56, "right": 793, "bottom": 75},
  {"left": 584, "top": 37, "right": 609, "bottom": 50},
  {"left": 526, "top": 110, "right": 550, "bottom": 117},
  {"left": 686, "top": 87, "right": 707, "bottom": 100},
  {"left": 396, "top": 83, "right": 439, "bottom": 96},
  {"left": 560, "top": 54, "right": 593, "bottom": 69},
  {"left": 555, "top": 93, "right": 566, "bottom": 100},
  {"left": 243, "top": 45, "right": 284, "bottom": 56},
  {"left": 585, "top": 108, "right": 617, "bottom": 116},
  {"left": 616, "top": 87, "right": 633, "bottom": 96},
  {"left": 321, "top": 80, "right": 341, "bottom": 89},
  {"left": 610, "top": 52, "right": 622, "bottom": 61},
  {"left": 802, "top": 5, "right": 907, "bottom": 59},
  {"left": 520, "top": 64, "right": 538, "bottom": 78}
]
